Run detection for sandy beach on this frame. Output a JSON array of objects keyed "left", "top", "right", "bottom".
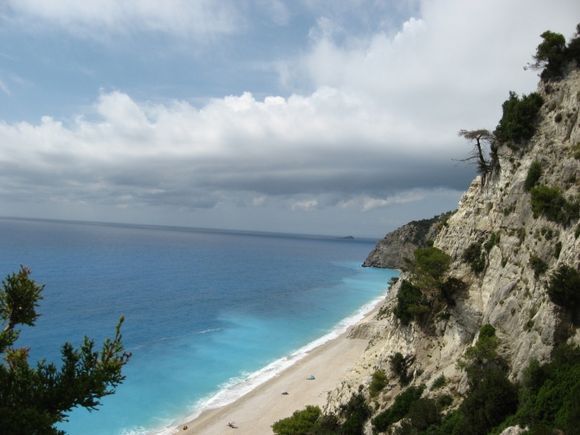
[{"left": 176, "top": 309, "right": 376, "bottom": 435}]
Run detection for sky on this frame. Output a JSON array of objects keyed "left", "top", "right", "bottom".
[{"left": 0, "top": 1, "right": 578, "bottom": 238}]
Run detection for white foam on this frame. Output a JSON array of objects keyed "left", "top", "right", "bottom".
[{"left": 148, "top": 286, "right": 388, "bottom": 435}]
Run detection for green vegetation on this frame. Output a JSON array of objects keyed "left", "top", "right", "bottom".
[
  {"left": 508, "top": 345, "right": 580, "bottom": 433},
  {"left": 431, "top": 375, "right": 447, "bottom": 390},
  {"left": 548, "top": 265, "right": 580, "bottom": 323},
  {"left": 525, "top": 161, "right": 542, "bottom": 191},
  {"left": 533, "top": 31, "right": 567, "bottom": 80},
  {"left": 413, "top": 247, "right": 451, "bottom": 288},
  {"left": 0, "top": 267, "right": 129, "bottom": 434},
  {"left": 369, "top": 369, "right": 388, "bottom": 397},
  {"left": 338, "top": 393, "right": 372, "bottom": 434},
  {"left": 413, "top": 326, "right": 517, "bottom": 435},
  {"left": 272, "top": 405, "right": 328, "bottom": 434},
  {"left": 272, "top": 393, "right": 371, "bottom": 435},
  {"left": 554, "top": 241, "right": 562, "bottom": 259},
  {"left": 394, "top": 280, "right": 429, "bottom": 326},
  {"left": 440, "top": 277, "right": 466, "bottom": 307},
  {"left": 529, "top": 255, "right": 548, "bottom": 278},
  {"left": 463, "top": 324, "right": 500, "bottom": 368},
  {"left": 573, "top": 143, "right": 580, "bottom": 160},
  {"left": 288, "top": 344, "right": 580, "bottom": 435},
  {"left": 390, "top": 352, "right": 411, "bottom": 386},
  {"left": 463, "top": 242, "right": 486, "bottom": 274},
  {"left": 395, "top": 247, "right": 460, "bottom": 326},
  {"left": 494, "top": 91, "right": 543, "bottom": 146},
  {"left": 530, "top": 185, "right": 579, "bottom": 225},
  {"left": 371, "top": 385, "right": 425, "bottom": 433},
  {"left": 532, "top": 25, "right": 580, "bottom": 81},
  {"left": 407, "top": 397, "right": 441, "bottom": 431}
]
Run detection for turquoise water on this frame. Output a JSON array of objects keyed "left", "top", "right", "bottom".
[{"left": 0, "top": 218, "right": 396, "bottom": 434}]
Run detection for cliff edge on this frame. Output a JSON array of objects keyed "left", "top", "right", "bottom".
[
  {"left": 362, "top": 213, "right": 452, "bottom": 269},
  {"left": 325, "top": 55, "right": 579, "bottom": 434}
]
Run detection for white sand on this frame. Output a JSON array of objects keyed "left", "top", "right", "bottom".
[{"left": 176, "top": 315, "right": 374, "bottom": 435}]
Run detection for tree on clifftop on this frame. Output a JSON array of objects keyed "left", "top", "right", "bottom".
[
  {"left": 0, "top": 266, "right": 130, "bottom": 434},
  {"left": 530, "top": 24, "right": 580, "bottom": 81},
  {"left": 458, "top": 129, "right": 498, "bottom": 186}
]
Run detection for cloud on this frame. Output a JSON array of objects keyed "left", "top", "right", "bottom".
[
  {"left": 1, "top": 0, "right": 579, "bottom": 235},
  {"left": 291, "top": 0, "right": 579, "bottom": 133},
  {"left": 340, "top": 190, "right": 429, "bottom": 212},
  {"left": 3, "top": 0, "right": 241, "bottom": 40},
  {"left": 291, "top": 199, "right": 319, "bottom": 211},
  {"left": 0, "top": 88, "right": 474, "bottom": 212}
]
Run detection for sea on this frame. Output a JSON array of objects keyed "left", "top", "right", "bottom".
[{"left": 0, "top": 217, "right": 397, "bottom": 435}]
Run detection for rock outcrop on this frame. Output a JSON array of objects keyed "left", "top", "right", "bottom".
[
  {"left": 362, "top": 213, "right": 451, "bottom": 269},
  {"left": 325, "top": 68, "right": 580, "bottom": 428}
]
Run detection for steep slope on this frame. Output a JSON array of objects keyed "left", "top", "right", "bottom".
[
  {"left": 325, "top": 69, "right": 579, "bottom": 431},
  {"left": 363, "top": 213, "right": 451, "bottom": 269}
]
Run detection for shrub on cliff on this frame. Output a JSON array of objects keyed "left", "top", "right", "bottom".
[
  {"left": 548, "top": 265, "right": 580, "bottom": 322},
  {"left": 494, "top": 91, "right": 543, "bottom": 146},
  {"left": 463, "top": 242, "right": 486, "bottom": 274},
  {"left": 439, "top": 277, "right": 467, "bottom": 307},
  {"left": 525, "top": 161, "right": 543, "bottom": 191},
  {"left": 272, "top": 406, "right": 326, "bottom": 434},
  {"left": 457, "top": 367, "right": 518, "bottom": 435},
  {"left": 413, "top": 247, "right": 451, "bottom": 288},
  {"left": 531, "top": 25, "right": 580, "bottom": 81},
  {"left": 390, "top": 352, "right": 411, "bottom": 386},
  {"left": 394, "top": 280, "right": 429, "bottom": 325},
  {"left": 533, "top": 30, "right": 568, "bottom": 81},
  {"left": 369, "top": 369, "right": 387, "bottom": 397},
  {"left": 339, "top": 393, "right": 371, "bottom": 434},
  {"left": 371, "top": 385, "right": 424, "bottom": 433},
  {"left": 530, "top": 185, "right": 579, "bottom": 225},
  {"left": 513, "top": 345, "right": 580, "bottom": 433},
  {"left": 530, "top": 255, "right": 548, "bottom": 278}
]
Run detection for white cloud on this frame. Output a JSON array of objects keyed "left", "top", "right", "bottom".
[
  {"left": 291, "top": 199, "right": 319, "bottom": 211},
  {"left": 1, "top": 0, "right": 579, "bottom": 235},
  {"left": 4, "top": 0, "right": 241, "bottom": 39},
  {"left": 291, "top": 0, "right": 579, "bottom": 133},
  {"left": 340, "top": 190, "right": 429, "bottom": 211}
]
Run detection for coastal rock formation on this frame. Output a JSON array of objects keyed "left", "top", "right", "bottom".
[
  {"left": 362, "top": 213, "right": 450, "bottom": 269},
  {"left": 325, "top": 67, "right": 580, "bottom": 430}
]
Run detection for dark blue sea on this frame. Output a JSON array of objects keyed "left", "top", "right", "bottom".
[{"left": 0, "top": 218, "right": 396, "bottom": 434}]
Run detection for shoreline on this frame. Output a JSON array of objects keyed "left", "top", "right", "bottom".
[{"left": 171, "top": 303, "right": 381, "bottom": 435}]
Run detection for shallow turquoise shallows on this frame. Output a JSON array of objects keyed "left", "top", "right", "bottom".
[{"left": 0, "top": 218, "right": 397, "bottom": 435}]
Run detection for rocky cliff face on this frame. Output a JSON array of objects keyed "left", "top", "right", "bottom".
[
  {"left": 325, "top": 69, "right": 580, "bottom": 428},
  {"left": 362, "top": 213, "right": 451, "bottom": 269}
]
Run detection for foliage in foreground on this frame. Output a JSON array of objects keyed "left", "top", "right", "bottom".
[
  {"left": 272, "top": 393, "right": 370, "bottom": 435},
  {"left": 0, "top": 267, "right": 130, "bottom": 435}
]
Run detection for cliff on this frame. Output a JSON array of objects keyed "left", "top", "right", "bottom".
[
  {"left": 362, "top": 213, "right": 451, "bottom": 269},
  {"left": 324, "top": 66, "right": 580, "bottom": 432}
]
